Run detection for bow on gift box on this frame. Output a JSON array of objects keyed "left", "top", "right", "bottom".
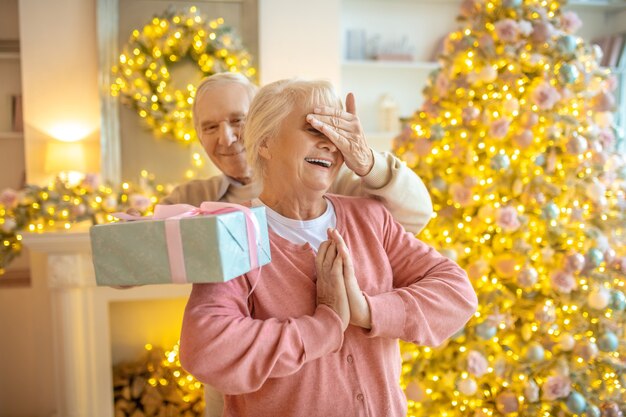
[{"left": 114, "top": 202, "right": 262, "bottom": 284}]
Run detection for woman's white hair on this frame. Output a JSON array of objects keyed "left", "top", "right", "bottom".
[
  {"left": 244, "top": 78, "right": 342, "bottom": 180},
  {"left": 192, "top": 72, "right": 258, "bottom": 136}
]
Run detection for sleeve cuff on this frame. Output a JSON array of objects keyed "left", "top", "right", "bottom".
[
  {"left": 360, "top": 151, "right": 392, "bottom": 190},
  {"left": 297, "top": 305, "right": 344, "bottom": 361},
  {"left": 363, "top": 291, "right": 406, "bottom": 339}
]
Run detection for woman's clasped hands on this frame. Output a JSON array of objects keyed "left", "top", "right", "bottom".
[{"left": 315, "top": 227, "right": 372, "bottom": 331}]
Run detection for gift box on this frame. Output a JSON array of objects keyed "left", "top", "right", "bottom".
[{"left": 90, "top": 203, "right": 271, "bottom": 286}]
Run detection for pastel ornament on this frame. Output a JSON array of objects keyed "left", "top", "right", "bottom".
[
  {"left": 520, "top": 111, "right": 539, "bottom": 127},
  {"left": 525, "top": 342, "right": 545, "bottom": 362},
  {"left": 588, "top": 287, "right": 611, "bottom": 310},
  {"left": 566, "top": 134, "right": 588, "bottom": 155},
  {"left": 558, "top": 63, "right": 579, "bottom": 84},
  {"left": 597, "top": 331, "right": 618, "bottom": 352},
  {"left": 514, "top": 129, "right": 534, "bottom": 148},
  {"left": 550, "top": 269, "right": 577, "bottom": 294},
  {"left": 429, "top": 124, "right": 445, "bottom": 141},
  {"left": 405, "top": 381, "right": 427, "bottom": 402},
  {"left": 490, "top": 154, "right": 510, "bottom": 171},
  {"left": 586, "top": 405, "right": 601, "bottom": 417},
  {"left": 592, "top": 91, "right": 615, "bottom": 112},
  {"left": 517, "top": 266, "right": 538, "bottom": 288},
  {"left": 496, "top": 391, "right": 519, "bottom": 414},
  {"left": 600, "top": 402, "right": 623, "bottom": 417},
  {"left": 467, "top": 350, "right": 489, "bottom": 378},
  {"left": 476, "top": 321, "right": 497, "bottom": 340},
  {"left": 563, "top": 251, "right": 585, "bottom": 273},
  {"left": 457, "top": 378, "right": 478, "bottom": 396},
  {"left": 573, "top": 340, "right": 598, "bottom": 361},
  {"left": 586, "top": 248, "right": 605, "bottom": 268},
  {"left": 557, "top": 35, "right": 577, "bottom": 55},
  {"left": 557, "top": 333, "right": 575, "bottom": 352},
  {"left": 541, "top": 202, "right": 560, "bottom": 220},
  {"left": 610, "top": 290, "right": 626, "bottom": 311},
  {"left": 566, "top": 391, "right": 587, "bottom": 414},
  {"left": 594, "top": 111, "right": 614, "bottom": 128},
  {"left": 534, "top": 302, "right": 556, "bottom": 324},
  {"left": 1, "top": 218, "right": 16, "bottom": 233},
  {"left": 531, "top": 21, "right": 554, "bottom": 44},
  {"left": 585, "top": 180, "right": 607, "bottom": 204},
  {"left": 524, "top": 380, "right": 539, "bottom": 403},
  {"left": 504, "top": 0, "right": 522, "bottom": 7}
]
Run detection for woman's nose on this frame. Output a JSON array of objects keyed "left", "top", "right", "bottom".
[
  {"left": 318, "top": 136, "right": 338, "bottom": 153},
  {"left": 218, "top": 122, "right": 238, "bottom": 146}
]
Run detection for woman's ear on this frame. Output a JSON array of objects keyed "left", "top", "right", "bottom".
[{"left": 258, "top": 139, "right": 272, "bottom": 160}]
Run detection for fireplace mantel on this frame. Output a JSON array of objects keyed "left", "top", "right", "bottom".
[{"left": 22, "top": 230, "right": 191, "bottom": 417}]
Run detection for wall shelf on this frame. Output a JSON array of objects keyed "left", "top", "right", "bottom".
[{"left": 342, "top": 59, "right": 439, "bottom": 70}]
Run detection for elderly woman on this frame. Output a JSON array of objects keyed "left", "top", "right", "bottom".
[{"left": 180, "top": 79, "right": 477, "bottom": 416}]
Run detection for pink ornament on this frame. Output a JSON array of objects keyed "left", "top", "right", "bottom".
[
  {"left": 592, "top": 91, "right": 616, "bottom": 112},
  {"left": 496, "top": 206, "right": 520, "bottom": 232},
  {"left": 531, "top": 21, "right": 555, "bottom": 44},
  {"left": 550, "top": 269, "right": 577, "bottom": 294},
  {"left": 489, "top": 118, "right": 511, "bottom": 139},
  {"left": 0, "top": 188, "right": 18, "bottom": 209},
  {"left": 495, "top": 19, "right": 520, "bottom": 43},
  {"left": 541, "top": 375, "right": 572, "bottom": 400},
  {"left": 563, "top": 252, "right": 586, "bottom": 273},
  {"left": 414, "top": 138, "right": 433, "bottom": 157},
  {"left": 532, "top": 82, "right": 561, "bottom": 110},
  {"left": 450, "top": 183, "right": 474, "bottom": 207},
  {"left": 520, "top": 112, "right": 539, "bottom": 128},
  {"left": 574, "top": 341, "right": 598, "bottom": 361},
  {"left": 560, "top": 11, "right": 583, "bottom": 34},
  {"left": 514, "top": 130, "right": 534, "bottom": 148},
  {"left": 462, "top": 106, "right": 481, "bottom": 123},
  {"left": 496, "top": 391, "right": 519, "bottom": 414},
  {"left": 405, "top": 381, "right": 427, "bottom": 402},
  {"left": 467, "top": 350, "right": 489, "bottom": 377}
]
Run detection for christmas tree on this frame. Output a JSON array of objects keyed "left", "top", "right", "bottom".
[{"left": 393, "top": 0, "right": 626, "bottom": 415}]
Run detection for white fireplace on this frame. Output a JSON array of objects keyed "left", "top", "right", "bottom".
[{"left": 22, "top": 230, "right": 191, "bottom": 417}]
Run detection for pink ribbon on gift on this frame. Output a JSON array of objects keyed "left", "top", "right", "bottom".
[{"left": 114, "top": 202, "right": 261, "bottom": 284}]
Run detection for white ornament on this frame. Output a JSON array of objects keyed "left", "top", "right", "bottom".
[
  {"left": 558, "top": 333, "right": 575, "bottom": 351},
  {"left": 458, "top": 378, "right": 478, "bottom": 395},
  {"left": 588, "top": 287, "right": 611, "bottom": 310}
]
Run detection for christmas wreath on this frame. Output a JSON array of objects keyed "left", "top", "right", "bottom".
[{"left": 111, "top": 6, "right": 256, "bottom": 144}]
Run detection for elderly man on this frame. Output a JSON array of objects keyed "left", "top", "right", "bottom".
[
  {"left": 161, "top": 73, "right": 433, "bottom": 416},
  {"left": 161, "top": 72, "right": 432, "bottom": 235}
]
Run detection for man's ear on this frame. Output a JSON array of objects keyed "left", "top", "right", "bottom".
[{"left": 258, "top": 138, "right": 272, "bottom": 160}]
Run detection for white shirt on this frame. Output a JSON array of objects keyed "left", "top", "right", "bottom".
[{"left": 255, "top": 198, "right": 336, "bottom": 252}]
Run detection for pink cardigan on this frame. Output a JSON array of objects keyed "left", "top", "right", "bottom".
[{"left": 180, "top": 195, "right": 477, "bottom": 417}]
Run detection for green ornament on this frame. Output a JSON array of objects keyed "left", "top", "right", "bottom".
[
  {"left": 429, "top": 124, "right": 445, "bottom": 141},
  {"left": 597, "top": 331, "right": 618, "bottom": 352},
  {"left": 586, "top": 248, "right": 604, "bottom": 267},
  {"left": 490, "top": 154, "right": 510, "bottom": 171},
  {"left": 558, "top": 63, "right": 579, "bottom": 84},
  {"left": 557, "top": 35, "right": 577, "bottom": 55},
  {"left": 610, "top": 290, "right": 626, "bottom": 311},
  {"left": 566, "top": 391, "right": 587, "bottom": 414},
  {"left": 541, "top": 202, "right": 559, "bottom": 220}
]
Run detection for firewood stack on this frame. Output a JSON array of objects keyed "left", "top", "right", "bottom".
[{"left": 113, "top": 345, "right": 204, "bottom": 417}]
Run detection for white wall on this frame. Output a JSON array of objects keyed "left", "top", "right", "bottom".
[
  {"left": 258, "top": 0, "right": 341, "bottom": 85},
  {"left": 20, "top": 0, "right": 101, "bottom": 185}
]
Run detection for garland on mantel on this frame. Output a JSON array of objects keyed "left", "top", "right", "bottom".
[{"left": 0, "top": 172, "right": 167, "bottom": 276}]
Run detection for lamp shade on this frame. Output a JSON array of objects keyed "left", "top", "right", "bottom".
[{"left": 45, "top": 141, "right": 87, "bottom": 174}]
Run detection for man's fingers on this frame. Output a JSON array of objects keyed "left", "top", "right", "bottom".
[{"left": 345, "top": 93, "right": 356, "bottom": 115}]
